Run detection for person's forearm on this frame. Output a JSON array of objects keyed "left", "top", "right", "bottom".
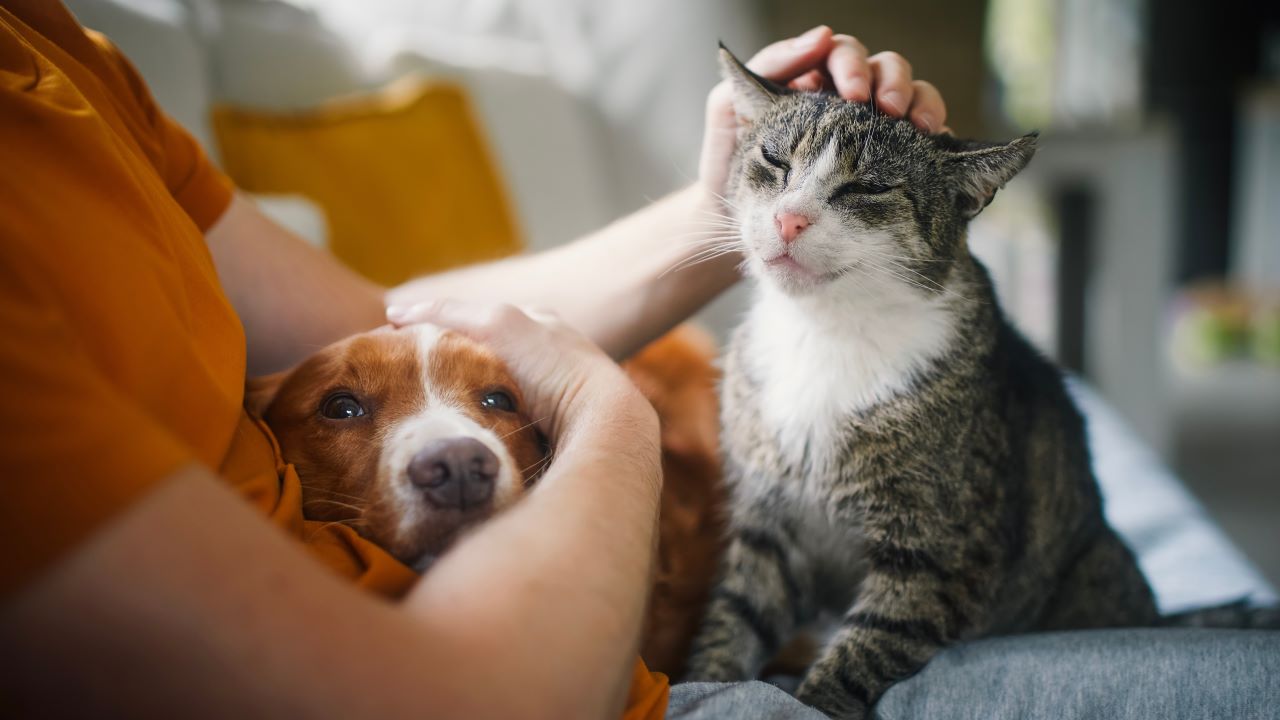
[
  {"left": 404, "top": 398, "right": 663, "bottom": 717},
  {"left": 389, "top": 185, "right": 741, "bottom": 359},
  {"left": 211, "top": 186, "right": 739, "bottom": 373},
  {"left": 207, "top": 194, "right": 387, "bottom": 375},
  {"left": 3, "top": 457, "right": 659, "bottom": 719}
]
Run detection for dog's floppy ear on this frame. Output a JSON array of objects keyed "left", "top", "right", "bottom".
[{"left": 244, "top": 371, "right": 288, "bottom": 417}]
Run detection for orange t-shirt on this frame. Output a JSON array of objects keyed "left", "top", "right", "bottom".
[{"left": 0, "top": 2, "right": 667, "bottom": 715}]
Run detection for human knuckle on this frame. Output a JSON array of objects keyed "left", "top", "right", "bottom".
[
  {"left": 873, "top": 50, "right": 911, "bottom": 74},
  {"left": 745, "top": 46, "right": 780, "bottom": 72},
  {"left": 833, "top": 33, "right": 867, "bottom": 54},
  {"left": 913, "top": 79, "right": 942, "bottom": 101},
  {"left": 913, "top": 82, "right": 945, "bottom": 116},
  {"left": 489, "top": 303, "right": 525, "bottom": 326},
  {"left": 528, "top": 308, "right": 565, "bottom": 329}
]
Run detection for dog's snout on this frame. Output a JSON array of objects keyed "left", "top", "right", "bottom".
[{"left": 408, "top": 437, "right": 499, "bottom": 510}]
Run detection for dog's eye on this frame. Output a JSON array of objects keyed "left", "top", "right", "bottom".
[
  {"left": 320, "top": 393, "right": 365, "bottom": 420},
  {"left": 480, "top": 391, "right": 516, "bottom": 413}
]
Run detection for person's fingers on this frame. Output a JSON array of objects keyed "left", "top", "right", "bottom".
[
  {"left": 385, "top": 302, "right": 423, "bottom": 327},
  {"left": 868, "top": 51, "right": 914, "bottom": 117},
  {"left": 518, "top": 305, "right": 565, "bottom": 328},
  {"left": 906, "top": 79, "right": 947, "bottom": 133},
  {"left": 826, "top": 34, "right": 871, "bottom": 102},
  {"left": 385, "top": 299, "right": 529, "bottom": 339},
  {"left": 788, "top": 69, "right": 826, "bottom": 92},
  {"left": 745, "top": 25, "right": 834, "bottom": 82}
]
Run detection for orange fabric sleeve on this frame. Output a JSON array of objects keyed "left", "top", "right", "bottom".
[{"left": 623, "top": 659, "right": 671, "bottom": 720}]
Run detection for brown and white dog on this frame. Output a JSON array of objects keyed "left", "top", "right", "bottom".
[
  {"left": 247, "top": 325, "right": 550, "bottom": 572},
  {"left": 247, "top": 323, "right": 724, "bottom": 676}
]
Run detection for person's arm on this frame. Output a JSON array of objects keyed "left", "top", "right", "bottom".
[
  {"left": 205, "top": 193, "right": 388, "bottom": 376},
  {"left": 1, "top": 305, "right": 661, "bottom": 719},
  {"left": 208, "top": 28, "right": 947, "bottom": 372},
  {"left": 387, "top": 185, "right": 735, "bottom": 360}
]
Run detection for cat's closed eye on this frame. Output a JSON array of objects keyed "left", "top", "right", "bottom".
[
  {"left": 760, "top": 147, "right": 791, "bottom": 185},
  {"left": 830, "top": 180, "right": 897, "bottom": 202}
]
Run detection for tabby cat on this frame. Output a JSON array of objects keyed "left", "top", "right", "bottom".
[{"left": 682, "top": 47, "right": 1158, "bottom": 718}]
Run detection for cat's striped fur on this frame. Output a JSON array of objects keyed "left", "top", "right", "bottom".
[{"left": 682, "top": 48, "right": 1158, "bottom": 718}]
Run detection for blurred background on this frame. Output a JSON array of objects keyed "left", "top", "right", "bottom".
[{"left": 66, "top": 0, "right": 1278, "bottom": 586}]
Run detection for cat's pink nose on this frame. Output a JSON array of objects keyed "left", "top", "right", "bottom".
[{"left": 774, "top": 212, "right": 811, "bottom": 244}]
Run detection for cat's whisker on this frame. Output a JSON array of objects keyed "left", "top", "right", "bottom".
[
  {"left": 661, "top": 245, "right": 747, "bottom": 278},
  {"left": 857, "top": 252, "right": 951, "bottom": 293},
  {"left": 855, "top": 255, "right": 978, "bottom": 304},
  {"left": 692, "top": 209, "right": 739, "bottom": 220},
  {"left": 673, "top": 231, "right": 742, "bottom": 243},
  {"left": 854, "top": 247, "right": 947, "bottom": 264},
  {"left": 680, "top": 238, "right": 742, "bottom": 247},
  {"left": 696, "top": 208, "right": 741, "bottom": 223},
  {"left": 861, "top": 262, "right": 947, "bottom": 298},
  {"left": 672, "top": 245, "right": 747, "bottom": 270},
  {"left": 685, "top": 219, "right": 741, "bottom": 229},
  {"left": 680, "top": 243, "right": 745, "bottom": 256},
  {"left": 686, "top": 224, "right": 741, "bottom": 234},
  {"left": 852, "top": 255, "right": 945, "bottom": 295},
  {"left": 704, "top": 188, "right": 742, "bottom": 212},
  {"left": 688, "top": 218, "right": 741, "bottom": 231},
  {"left": 675, "top": 235, "right": 746, "bottom": 251},
  {"left": 873, "top": 258, "right": 976, "bottom": 302},
  {"left": 670, "top": 239, "right": 744, "bottom": 257}
]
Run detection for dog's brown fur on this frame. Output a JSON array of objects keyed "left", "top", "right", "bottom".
[{"left": 624, "top": 325, "right": 725, "bottom": 678}]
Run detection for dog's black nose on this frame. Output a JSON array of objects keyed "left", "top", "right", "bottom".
[{"left": 408, "top": 437, "right": 498, "bottom": 510}]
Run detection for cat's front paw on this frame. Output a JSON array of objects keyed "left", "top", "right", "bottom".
[{"left": 795, "top": 674, "right": 869, "bottom": 720}]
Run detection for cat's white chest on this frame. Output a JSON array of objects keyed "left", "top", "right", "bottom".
[{"left": 743, "top": 284, "right": 956, "bottom": 473}]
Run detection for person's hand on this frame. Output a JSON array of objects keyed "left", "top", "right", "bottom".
[
  {"left": 386, "top": 300, "right": 659, "bottom": 450},
  {"left": 699, "top": 26, "right": 949, "bottom": 201}
]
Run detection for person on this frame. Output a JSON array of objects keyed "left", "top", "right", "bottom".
[{"left": 0, "top": 2, "right": 947, "bottom": 717}]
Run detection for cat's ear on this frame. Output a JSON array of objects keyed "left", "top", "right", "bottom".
[
  {"left": 943, "top": 132, "right": 1038, "bottom": 219},
  {"left": 718, "top": 43, "right": 784, "bottom": 123}
]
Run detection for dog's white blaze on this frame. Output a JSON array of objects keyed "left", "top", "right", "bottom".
[{"left": 377, "top": 325, "right": 523, "bottom": 542}]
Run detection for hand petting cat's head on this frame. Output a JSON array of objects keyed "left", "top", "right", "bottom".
[{"left": 719, "top": 45, "right": 1037, "bottom": 297}]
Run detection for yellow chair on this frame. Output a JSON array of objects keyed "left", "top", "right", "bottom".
[{"left": 212, "top": 76, "right": 522, "bottom": 286}]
